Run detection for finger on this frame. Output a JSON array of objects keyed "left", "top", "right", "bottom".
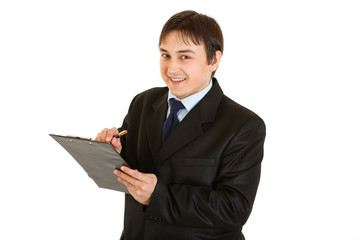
[
  {"left": 99, "top": 128, "right": 109, "bottom": 141},
  {"left": 110, "top": 127, "right": 119, "bottom": 134},
  {"left": 95, "top": 128, "right": 119, "bottom": 142},
  {"left": 114, "top": 170, "right": 138, "bottom": 186},
  {"left": 103, "top": 128, "right": 112, "bottom": 142},
  {"left": 118, "top": 175, "right": 146, "bottom": 196},
  {"left": 111, "top": 137, "right": 122, "bottom": 152},
  {"left": 120, "top": 166, "right": 142, "bottom": 181},
  {"left": 105, "top": 127, "right": 119, "bottom": 142},
  {"left": 117, "top": 170, "right": 139, "bottom": 186},
  {"left": 95, "top": 129, "right": 107, "bottom": 141},
  {"left": 111, "top": 136, "right": 120, "bottom": 145},
  {"left": 115, "top": 171, "right": 135, "bottom": 191},
  {"left": 117, "top": 176, "right": 132, "bottom": 191},
  {"left": 95, "top": 133, "right": 100, "bottom": 141},
  {"left": 114, "top": 169, "right": 127, "bottom": 176},
  {"left": 95, "top": 129, "right": 106, "bottom": 141},
  {"left": 114, "top": 169, "right": 121, "bottom": 176},
  {"left": 119, "top": 178, "right": 140, "bottom": 197}
]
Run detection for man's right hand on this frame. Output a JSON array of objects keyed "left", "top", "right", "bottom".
[{"left": 95, "top": 127, "right": 122, "bottom": 154}]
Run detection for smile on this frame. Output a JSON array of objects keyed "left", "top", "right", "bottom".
[{"left": 170, "top": 77, "right": 186, "bottom": 82}]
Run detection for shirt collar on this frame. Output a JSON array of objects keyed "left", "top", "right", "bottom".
[{"left": 167, "top": 79, "right": 213, "bottom": 112}]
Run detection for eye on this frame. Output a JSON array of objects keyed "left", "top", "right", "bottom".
[
  {"left": 181, "top": 55, "right": 190, "bottom": 60},
  {"left": 161, "top": 53, "right": 170, "bottom": 58}
]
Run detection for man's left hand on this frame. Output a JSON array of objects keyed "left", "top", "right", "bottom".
[{"left": 114, "top": 166, "right": 157, "bottom": 205}]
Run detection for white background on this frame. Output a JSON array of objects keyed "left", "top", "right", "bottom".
[{"left": 1, "top": 0, "right": 359, "bottom": 239}]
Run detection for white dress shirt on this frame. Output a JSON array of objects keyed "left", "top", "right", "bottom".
[{"left": 166, "top": 79, "right": 213, "bottom": 122}]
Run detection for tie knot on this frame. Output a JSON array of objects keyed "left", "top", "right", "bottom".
[{"left": 169, "top": 98, "right": 185, "bottom": 114}]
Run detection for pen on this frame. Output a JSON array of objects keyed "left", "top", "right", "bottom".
[{"left": 115, "top": 130, "right": 128, "bottom": 138}]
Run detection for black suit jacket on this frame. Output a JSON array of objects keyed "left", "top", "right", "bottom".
[{"left": 118, "top": 78, "right": 266, "bottom": 240}]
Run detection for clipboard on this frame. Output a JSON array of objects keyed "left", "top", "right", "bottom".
[{"left": 50, "top": 134, "right": 129, "bottom": 193}]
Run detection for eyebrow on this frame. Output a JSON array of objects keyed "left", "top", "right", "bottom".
[{"left": 159, "top": 48, "right": 196, "bottom": 55}]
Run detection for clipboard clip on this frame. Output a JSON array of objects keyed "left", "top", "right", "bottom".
[{"left": 66, "top": 135, "right": 93, "bottom": 141}]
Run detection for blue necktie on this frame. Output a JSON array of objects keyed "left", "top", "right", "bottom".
[{"left": 163, "top": 98, "right": 185, "bottom": 143}]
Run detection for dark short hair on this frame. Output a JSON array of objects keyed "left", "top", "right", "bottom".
[{"left": 159, "top": 10, "right": 224, "bottom": 66}]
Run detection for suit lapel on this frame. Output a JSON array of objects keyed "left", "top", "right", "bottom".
[
  {"left": 153, "top": 78, "right": 224, "bottom": 167},
  {"left": 145, "top": 91, "right": 168, "bottom": 159},
  {"left": 155, "top": 108, "right": 203, "bottom": 164}
]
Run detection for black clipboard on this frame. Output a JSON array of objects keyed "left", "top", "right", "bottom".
[{"left": 50, "top": 134, "right": 129, "bottom": 193}]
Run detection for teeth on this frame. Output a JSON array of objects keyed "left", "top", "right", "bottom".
[{"left": 171, "top": 78, "right": 185, "bottom": 82}]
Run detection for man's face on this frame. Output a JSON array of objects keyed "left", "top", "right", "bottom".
[{"left": 159, "top": 31, "right": 221, "bottom": 99}]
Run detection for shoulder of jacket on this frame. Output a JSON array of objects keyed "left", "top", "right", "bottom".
[
  {"left": 218, "top": 96, "right": 266, "bottom": 138},
  {"left": 220, "top": 95, "right": 264, "bottom": 122}
]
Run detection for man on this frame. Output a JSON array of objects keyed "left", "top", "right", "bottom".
[{"left": 96, "top": 10, "right": 266, "bottom": 240}]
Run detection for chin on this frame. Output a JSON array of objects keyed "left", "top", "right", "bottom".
[{"left": 168, "top": 88, "right": 185, "bottom": 99}]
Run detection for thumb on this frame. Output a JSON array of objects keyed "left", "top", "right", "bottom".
[{"left": 111, "top": 137, "right": 122, "bottom": 154}]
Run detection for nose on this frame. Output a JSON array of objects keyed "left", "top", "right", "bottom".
[{"left": 167, "top": 59, "right": 181, "bottom": 75}]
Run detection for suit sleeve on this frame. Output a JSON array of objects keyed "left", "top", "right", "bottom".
[
  {"left": 144, "top": 118, "right": 266, "bottom": 229},
  {"left": 117, "top": 94, "right": 139, "bottom": 159}
]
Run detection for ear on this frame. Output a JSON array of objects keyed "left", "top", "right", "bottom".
[{"left": 209, "top": 50, "right": 222, "bottom": 72}]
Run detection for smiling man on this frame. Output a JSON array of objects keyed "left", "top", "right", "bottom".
[
  {"left": 159, "top": 30, "right": 221, "bottom": 99},
  {"left": 96, "top": 10, "right": 266, "bottom": 240}
]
